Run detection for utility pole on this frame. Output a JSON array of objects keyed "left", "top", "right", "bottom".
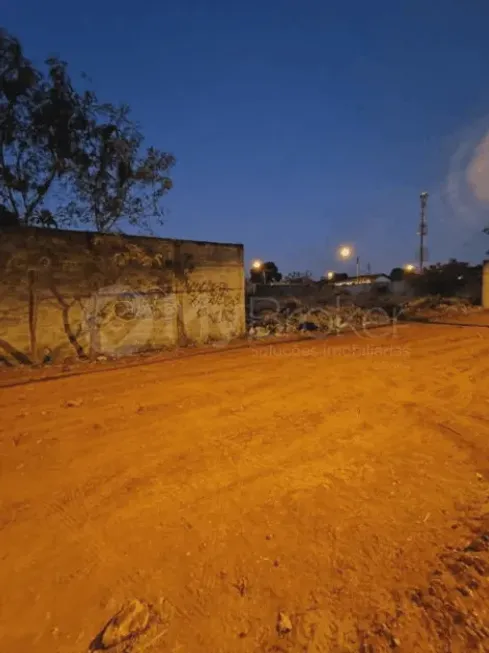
[
  {"left": 356, "top": 256, "right": 360, "bottom": 282},
  {"left": 419, "top": 191, "right": 428, "bottom": 272}
]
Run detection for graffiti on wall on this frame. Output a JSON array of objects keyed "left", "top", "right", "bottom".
[{"left": 0, "top": 237, "right": 242, "bottom": 365}]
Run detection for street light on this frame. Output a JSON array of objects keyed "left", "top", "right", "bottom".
[
  {"left": 404, "top": 263, "right": 416, "bottom": 273},
  {"left": 337, "top": 245, "right": 360, "bottom": 283},
  {"left": 338, "top": 246, "right": 352, "bottom": 260},
  {"left": 251, "top": 259, "right": 266, "bottom": 284},
  {"left": 326, "top": 271, "right": 335, "bottom": 281}
]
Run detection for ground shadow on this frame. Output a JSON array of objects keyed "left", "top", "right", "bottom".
[
  {"left": 400, "top": 316, "right": 489, "bottom": 328},
  {"left": 0, "top": 339, "right": 32, "bottom": 365}
]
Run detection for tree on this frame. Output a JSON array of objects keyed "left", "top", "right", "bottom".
[
  {"left": 284, "top": 270, "right": 313, "bottom": 283},
  {"left": 62, "top": 103, "right": 175, "bottom": 233},
  {"left": 0, "top": 30, "right": 94, "bottom": 227},
  {"left": 389, "top": 267, "right": 404, "bottom": 282},
  {"left": 412, "top": 259, "right": 480, "bottom": 296},
  {"left": 249, "top": 261, "right": 282, "bottom": 284},
  {"left": 0, "top": 29, "right": 175, "bottom": 233}
]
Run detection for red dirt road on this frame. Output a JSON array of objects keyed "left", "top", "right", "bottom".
[{"left": 2, "top": 320, "right": 489, "bottom": 652}]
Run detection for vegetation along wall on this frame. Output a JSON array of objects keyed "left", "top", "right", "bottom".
[{"left": 0, "top": 228, "right": 245, "bottom": 365}]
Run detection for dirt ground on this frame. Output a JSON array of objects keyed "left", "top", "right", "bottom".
[{"left": 2, "top": 317, "right": 489, "bottom": 652}]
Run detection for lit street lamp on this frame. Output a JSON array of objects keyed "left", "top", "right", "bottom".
[
  {"left": 338, "top": 246, "right": 352, "bottom": 259},
  {"left": 326, "top": 271, "right": 335, "bottom": 281},
  {"left": 338, "top": 245, "right": 360, "bottom": 282},
  {"left": 404, "top": 263, "right": 416, "bottom": 273},
  {"left": 251, "top": 259, "right": 266, "bottom": 284}
]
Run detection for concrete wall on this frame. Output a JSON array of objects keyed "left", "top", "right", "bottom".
[
  {"left": 0, "top": 227, "right": 245, "bottom": 365},
  {"left": 483, "top": 260, "right": 489, "bottom": 309}
]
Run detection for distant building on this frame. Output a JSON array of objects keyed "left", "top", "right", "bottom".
[
  {"left": 331, "top": 273, "right": 414, "bottom": 297},
  {"left": 332, "top": 273, "right": 390, "bottom": 290}
]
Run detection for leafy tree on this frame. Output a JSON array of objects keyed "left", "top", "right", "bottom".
[
  {"left": 412, "top": 259, "right": 481, "bottom": 296},
  {"left": 389, "top": 267, "right": 404, "bottom": 281},
  {"left": 62, "top": 104, "right": 175, "bottom": 232},
  {"left": 0, "top": 29, "right": 175, "bottom": 233},
  {"left": 284, "top": 270, "right": 313, "bottom": 283},
  {"left": 284, "top": 271, "right": 302, "bottom": 281},
  {"left": 249, "top": 261, "right": 282, "bottom": 284},
  {"left": 0, "top": 30, "right": 93, "bottom": 227}
]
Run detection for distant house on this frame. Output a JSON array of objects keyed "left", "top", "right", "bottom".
[
  {"left": 332, "top": 273, "right": 414, "bottom": 297},
  {"left": 333, "top": 273, "right": 390, "bottom": 289}
]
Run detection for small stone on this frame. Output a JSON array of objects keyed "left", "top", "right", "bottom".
[
  {"left": 457, "top": 586, "right": 472, "bottom": 597},
  {"left": 96, "top": 355, "right": 108, "bottom": 362},
  {"left": 464, "top": 533, "right": 489, "bottom": 553},
  {"left": 277, "top": 611, "right": 293, "bottom": 635},
  {"left": 234, "top": 577, "right": 248, "bottom": 596},
  {"left": 100, "top": 599, "right": 151, "bottom": 649},
  {"left": 255, "top": 326, "right": 270, "bottom": 338},
  {"left": 65, "top": 399, "right": 82, "bottom": 408},
  {"left": 392, "top": 637, "right": 401, "bottom": 648},
  {"left": 266, "top": 534, "right": 273, "bottom": 540},
  {"left": 476, "top": 473, "right": 484, "bottom": 481}
]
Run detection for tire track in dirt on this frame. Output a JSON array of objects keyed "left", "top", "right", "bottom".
[{"left": 2, "top": 320, "right": 489, "bottom": 652}]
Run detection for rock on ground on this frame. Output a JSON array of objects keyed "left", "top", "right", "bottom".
[
  {"left": 97, "top": 599, "right": 151, "bottom": 650},
  {"left": 277, "top": 611, "right": 293, "bottom": 635}
]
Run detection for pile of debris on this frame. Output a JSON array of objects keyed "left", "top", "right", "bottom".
[
  {"left": 247, "top": 303, "right": 392, "bottom": 339},
  {"left": 402, "top": 296, "right": 482, "bottom": 319}
]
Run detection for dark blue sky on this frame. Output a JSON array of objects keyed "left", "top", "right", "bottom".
[{"left": 4, "top": 0, "right": 489, "bottom": 276}]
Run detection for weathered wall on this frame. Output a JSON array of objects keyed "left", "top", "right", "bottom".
[
  {"left": 0, "top": 228, "right": 245, "bottom": 365},
  {"left": 483, "top": 260, "right": 489, "bottom": 309}
]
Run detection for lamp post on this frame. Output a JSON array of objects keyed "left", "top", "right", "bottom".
[
  {"left": 251, "top": 259, "right": 266, "bottom": 284},
  {"left": 338, "top": 245, "right": 360, "bottom": 283}
]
